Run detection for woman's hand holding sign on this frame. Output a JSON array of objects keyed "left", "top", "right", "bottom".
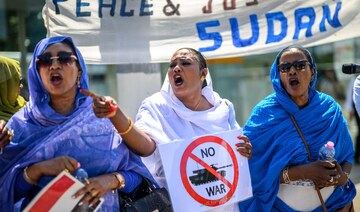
[{"left": 236, "top": 135, "right": 252, "bottom": 159}]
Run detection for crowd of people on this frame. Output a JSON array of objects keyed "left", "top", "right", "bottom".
[{"left": 0, "top": 36, "right": 357, "bottom": 211}]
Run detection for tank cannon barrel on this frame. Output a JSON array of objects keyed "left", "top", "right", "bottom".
[
  {"left": 192, "top": 164, "right": 232, "bottom": 174},
  {"left": 211, "top": 164, "right": 232, "bottom": 170},
  {"left": 192, "top": 169, "right": 205, "bottom": 174}
]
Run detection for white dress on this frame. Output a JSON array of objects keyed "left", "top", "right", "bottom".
[{"left": 135, "top": 73, "right": 241, "bottom": 212}]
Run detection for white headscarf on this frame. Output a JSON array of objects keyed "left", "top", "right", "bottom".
[{"left": 135, "top": 70, "right": 240, "bottom": 188}]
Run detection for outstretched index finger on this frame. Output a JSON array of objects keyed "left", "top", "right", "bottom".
[{"left": 80, "top": 89, "right": 100, "bottom": 100}]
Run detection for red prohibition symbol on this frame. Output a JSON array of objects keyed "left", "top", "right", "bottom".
[{"left": 180, "top": 135, "right": 239, "bottom": 207}]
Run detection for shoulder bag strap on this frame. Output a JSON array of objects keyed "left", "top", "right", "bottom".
[
  {"left": 289, "top": 115, "right": 328, "bottom": 212},
  {"left": 289, "top": 115, "right": 312, "bottom": 161}
]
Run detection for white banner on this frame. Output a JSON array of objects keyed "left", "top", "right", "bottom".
[
  {"left": 158, "top": 129, "right": 252, "bottom": 211},
  {"left": 42, "top": 0, "right": 360, "bottom": 64}
]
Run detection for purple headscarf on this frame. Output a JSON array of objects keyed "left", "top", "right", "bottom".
[{"left": 0, "top": 36, "right": 154, "bottom": 211}]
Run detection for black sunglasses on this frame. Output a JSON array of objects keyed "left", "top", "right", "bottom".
[
  {"left": 278, "top": 60, "right": 311, "bottom": 73},
  {"left": 36, "top": 51, "right": 77, "bottom": 68}
]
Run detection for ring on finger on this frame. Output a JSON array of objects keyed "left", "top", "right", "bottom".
[
  {"left": 92, "top": 102, "right": 96, "bottom": 109},
  {"left": 84, "top": 178, "right": 90, "bottom": 185},
  {"left": 90, "top": 191, "right": 97, "bottom": 197},
  {"left": 329, "top": 176, "right": 334, "bottom": 183},
  {"left": 8, "top": 130, "right": 14, "bottom": 137}
]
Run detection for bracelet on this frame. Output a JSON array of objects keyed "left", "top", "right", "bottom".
[
  {"left": 113, "top": 172, "right": 125, "bottom": 190},
  {"left": 119, "top": 117, "right": 133, "bottom": 136},
  {"left": 283, "top": 166, "right": 291, "bottom": 183},
  {"left": 23, "top": 167, "right": 38, "bottom": 185}
]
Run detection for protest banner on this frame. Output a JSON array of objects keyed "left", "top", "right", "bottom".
[{"left": 42, "top": 0, "right": 360, "bottom": 64}]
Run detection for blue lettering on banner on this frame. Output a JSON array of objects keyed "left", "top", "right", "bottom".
[
  {"left": 53, "top": 0, "right": 68, "bottom": 15},
  {"left": 76, "top": 0, "right": 91, "bottom": 17},
  {"left": 293, "top": 7, "right": 316, "bottom": 40},
  {"left": 197, "top": 2, "right": 342, "bottom": 52},
  {"left": 98, "top": 0, "right": 116, "bottom": 17},
  {"left": 230, "top": 14, "right": 259, "bottom": 47},
  {"left": 120, "top": 0, "right": 134, "bottom": 17},
  {"left": 266, "top": 12, "right": 287, "bottom": 44},
  {"left": 140, "top": 0, "right": 153, "bottom": 16},
  {"left": 69, "top": 0, "right": 154, "bottom": 17},
  {"left": 197, "top": 20, "right": 223, "bottom": 52},
  {"left": 319, "top": 2, "right": 342, "bottom": 32}
]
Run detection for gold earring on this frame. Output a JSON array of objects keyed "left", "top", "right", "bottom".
[{"left": 200, "top": 76, "right": 205, "bottom": 81}]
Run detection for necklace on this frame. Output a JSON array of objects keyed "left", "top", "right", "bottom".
[{"left": 194, "top": 96, "right": 203, "bottom": 111}]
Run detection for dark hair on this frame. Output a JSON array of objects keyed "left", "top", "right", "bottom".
[
  {"left": 277, "top": 45, "right": 315, "bottom": 69},
  {"left": 177, "top": 47, "right": 208, "bottom": 70}
]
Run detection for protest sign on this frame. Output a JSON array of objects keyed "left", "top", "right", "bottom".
[
  {"left": 158, "top": 129, "right": 252, "bottom": 211},
  {"left": 24, "top": 171, "right": 103, "bottom": 212}
]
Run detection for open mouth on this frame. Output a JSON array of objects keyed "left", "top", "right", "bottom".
[
  {"left": 50, "top": 72, "right": 63, "bottom": 85},
  {"left": 289, "top": 78, "right": 299, "bottom": 87},
  {"left": 174, "top": 74, "right": 183, "bottom": 86}
]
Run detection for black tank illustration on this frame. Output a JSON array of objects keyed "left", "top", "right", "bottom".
[{"left": 189, "top": 164, "right": 232, "bottom": 186}]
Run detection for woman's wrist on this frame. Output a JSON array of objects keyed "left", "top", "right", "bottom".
[
  {"left": 282, "top": 166, "right": 291, "bottom": 183},
  {"left": 340, "top": 171, "right": 350, "bottom": 186},
  {"left": 119, "top": 117, "right": 133, "bottom": 136},
  {"left": 285, "top": 165, "right": 307, "bottom": 182},
  {"left": 110, "top": 110, "right": 133, "bottom": 136},
  {"left": 23, "top": 165, "right": 39, "bottom": 185},
  {"left": 112, "top": 172, "right": 125, "bottom": 190},
  {"left": 109, "top": 108, "right": 121, "bottom": 124}
]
